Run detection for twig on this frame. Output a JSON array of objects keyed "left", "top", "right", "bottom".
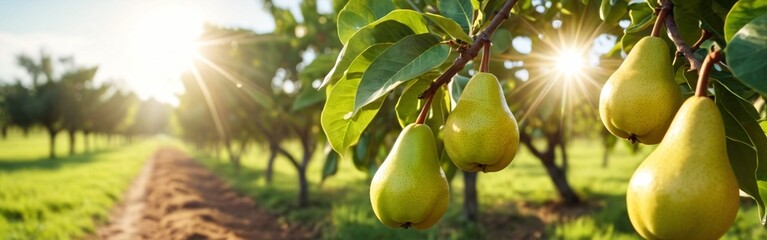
[
  {"left": 651, "top": 1, "right": 672, "bottom": 37},
  {"left": 418, "top": 0, "right": 519, "bottom": 99},
  {"left": 480, "top": 40, "right": 491, "bottom": 72},
  {"left": 415, "top": 94, "right": 435, "bottom": 124},
  {"left": 691, "top": 29, "right": 713, "bottom": 52},
  {"left": 662, "top": 1, "right": 703, "bottom": 71},
  {"left": 695, "top": 50, "right": 721, "bottom": 97}
]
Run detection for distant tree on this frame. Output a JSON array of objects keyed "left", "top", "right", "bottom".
[
  {"left": 59, "top": 63, "right": 99, "bottom": 155},
  {"left": 1, "top": 81, "right": 37, "bottom": 135},
  {"left": 16, "top": 51, "right": 65, "bottom": 159},
  {"left": 129, "top": 98, "right": 171, "bottom": 137},
  {"left": 92, "top": 91, "right": 135, "bottom": 143}
]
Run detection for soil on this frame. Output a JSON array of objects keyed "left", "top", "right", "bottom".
[
  {"left": 483, "top": 200, "right": 603, "bottom": 239},
  {"left": 95, "top": 147, "right": 312, "bottom": 240}
]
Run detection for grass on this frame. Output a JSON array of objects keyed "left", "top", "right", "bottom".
[
  {"left": 192, "top": 139, "right": 767, "bottom": 239},
  {"left": 0, "top": 129, "right": 171, "bottom": 239}
]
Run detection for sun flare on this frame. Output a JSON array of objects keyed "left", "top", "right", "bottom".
[
  {"left": 554, "top": 49, "right": 587, "bottom": 76},
  {"left": 127, "top": 5, "right": 203, "bottom": 104}
]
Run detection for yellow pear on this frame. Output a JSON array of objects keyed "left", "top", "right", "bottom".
[
  {"left": 370, "top": 123, "right": 449, "bottom": 230},
  {"left": 599, "top": 36, "right": 682, "bottom": 144},
  {"left": 443, "top": 72, "right": 519, "bottom": 172},
  {"left": 626, "top": 97, "right": 739, "bottom": 239}
]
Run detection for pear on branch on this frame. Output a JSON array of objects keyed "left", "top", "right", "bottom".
[
  {"left": 370, "top": 123, "right": 449, "bottom": 230},
  {"left": 443, "top": 72, "right": 520, "bottom": 172},
  {"left": 599, "top": 36, "right": 682, "bottom": 144},
  {"left": 626, "top": 96, "right": 739, "bottom": 239}
]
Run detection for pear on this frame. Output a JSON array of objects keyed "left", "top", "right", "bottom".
[
  {"left": 626, "top": 97, "right": 739, "bottom": 239},
  {"left": 443, "top": 72, "right": 519, "bottom": 172},
  {"left": 370, "top": 123, "right": 449, "bottom": 230},
  {"left": 599, "top": 36, "right": 682, "bottom": 144}
]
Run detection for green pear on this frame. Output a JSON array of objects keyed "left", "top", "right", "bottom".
[
  {"left": 443, "top": 72, "right": 519, "bottom": 172},
  {"left": 626, "top": 97, "right": 739, "bottom": 239},
  {"left": 370, "top": 123, "right": 449, "bottom": 230},
  {"left": 599, "top": 36, "right": 682, "bottom": 144}
]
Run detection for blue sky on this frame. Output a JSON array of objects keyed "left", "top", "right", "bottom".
[{"left": 0, "top": 0, "right": 329, "bottom": 104}]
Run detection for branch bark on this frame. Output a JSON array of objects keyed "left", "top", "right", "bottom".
[
  {"left": 662, "top": 0, "right": 703, "bottom": 72},
  {"left": 418, "top": 0, "right": 519, "bottom": 99}
]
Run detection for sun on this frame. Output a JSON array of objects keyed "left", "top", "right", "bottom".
[
  {"left": 127, "top": 4, "right": 203, "bottom": 105},
  {"left": 553, "top": 48, "right": 588, "bottom": 76}
]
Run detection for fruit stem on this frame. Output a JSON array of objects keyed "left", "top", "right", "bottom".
[
  {"left": 418, "top": 0, "right": 519, "bottom": 100},
  {"left": 650, "top": 0, "right": 671, "bottom": 38},
  {"left": 695, "top": 50, "right": 721, "bottom": 97},
  {"left": 480, "top": 39, "right": 491, "bottom": 72},
  {"left": 663, "top": 1, "right": 703, "bottom": 71},
  {"left": 415, "top": 93, "right": 435, "bottom": 125}
]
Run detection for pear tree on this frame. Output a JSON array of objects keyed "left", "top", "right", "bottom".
[{"left": 320, "top": 0, "right": 767, "bottom": 234}]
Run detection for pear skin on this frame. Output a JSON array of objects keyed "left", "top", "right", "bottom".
[
  {"left": 599, "top": 36, "right": 682, "bottom": 144},
  {"left": 443, "top": 73, "right": 520, "bottom": 172},
  {"left": 370, "top": 123, "right": 449, "bottom": 230},
  {"left": 626, "top": 97, "right": 739, "bottom": 239}
]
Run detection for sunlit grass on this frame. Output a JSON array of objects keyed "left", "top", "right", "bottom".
[{"left": 0, "top": 130, "right": 173, "bottom": 239}]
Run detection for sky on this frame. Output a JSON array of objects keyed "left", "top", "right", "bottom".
[{"left": 0, "top": 0, "right": 331, "bottom": 105}]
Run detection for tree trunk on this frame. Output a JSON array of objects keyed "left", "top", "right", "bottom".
[
  {"left": 265, "top": 144, "right": 278, "bottom": 184},
  {"left": 49, "top": 130, "right": 57, "bottom": 159},
  {"left": 521, "top": 130, "right": 581, "bottom": 205},
  {"left": 297, "top": 165, "right": 309, "bottom": 207},
  {"left": 68, "top": 129, "right": 76, "bottom": 156},
  {"left": 1, "top": 125, "right": 7, "bottom": 139},
  {"left": 540, "top": 154, "right": 581, "bottom": 205},
  {"left": 602, "top": 149, "right": 610, "bottom": 168},
  {"left": 297, "top": 141, "right": 313, "bottom": 208},
  {"left": 463, "top": 171, "right": 479, "bottom": 221},
  {"left": 84, "top": 131, "right": 90, "bottom": 152}
]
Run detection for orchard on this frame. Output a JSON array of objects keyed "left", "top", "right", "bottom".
[{"left": 1, "top": 0, "right": 767, "bottom": 239}]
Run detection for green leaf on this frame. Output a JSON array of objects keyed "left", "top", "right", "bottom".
[
  {"left": 425, "top": 87, "right": 450, "bottom": 140},
  {"left": 439, "top": 0, "right": 474, "bottom": 33},
  {"left": 345, "top": 43, "right": 395, "bottom": 80},
  {"left": 600, "top": 0, "right": 629, "bottom": 25},
  {"left": 323, "top": 10, "right": 430, "bottom": 87},
  {"left": 354, "top": 33, "right": 450, "bottom": 113},
  {"left": 321, "top": 148, "right": 340, "bottom": 183},
  {"left": 490, "top": 29, "right": 512, "bottom": 54},
  {"left": 351, "top": 133, "right": 372, "bottom": 171},
  {"left": 625, "top": 3, "right": 654, "bottom": 34},
  {"left": 321, "top": 45, "right": 394, "bottom": 155},
  {"left": 673, "top": 7, "right": 702, "bottom": 47},
  {"left": 724, "top": 0, "right": 767, "bottom": 42},
  {"left": 440, "top": 147, "right": 458, "bottom": 182},
  {"left": 291, "top": 86, "right": 325, "bottom": 111},
  {"left": 395, "top": 78, "right": 433, "bottom": 128},
  {"left": 423, "top": 13, "right": 473, "bottom": 43},
  {"left": 449, "top": 74, "right": 471, "bottom": 104},
  {"left": 715, "top": 82, "right": 767, "bottom": 225},
  {"left": 337, "top": 0, "right": 396, "bottom": 45},
  {"left": 726, "top": 14, "right": 767, "bottom": 97}
]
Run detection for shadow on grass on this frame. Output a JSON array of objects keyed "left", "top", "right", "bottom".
[{"left": 0, "top": 148, "right": 117, "bottom": 172}]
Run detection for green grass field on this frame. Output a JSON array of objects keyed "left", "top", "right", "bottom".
[
  {"left": 0, "top": 130, "right": 169, "bottom": 239},
  {"left": 193, "top": 139, "right": 767, "bottom": 239}
]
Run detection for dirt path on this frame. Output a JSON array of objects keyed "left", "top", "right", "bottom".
[{"left": 96, "top": 147, "right": 312, "bottom": 240}]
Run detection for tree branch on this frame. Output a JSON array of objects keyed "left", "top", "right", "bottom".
[
  {"left": 277, "top": 147, "right": 301, "bottom": 170},
  {"left": 519, "top": 129, "right": 545, "bottom": 160},
  {"left": 663, "top": 1, "right": 703, "bottom": 72},
  {"left": 418, "top": 0, "right": 519, "bottom": 99}
]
